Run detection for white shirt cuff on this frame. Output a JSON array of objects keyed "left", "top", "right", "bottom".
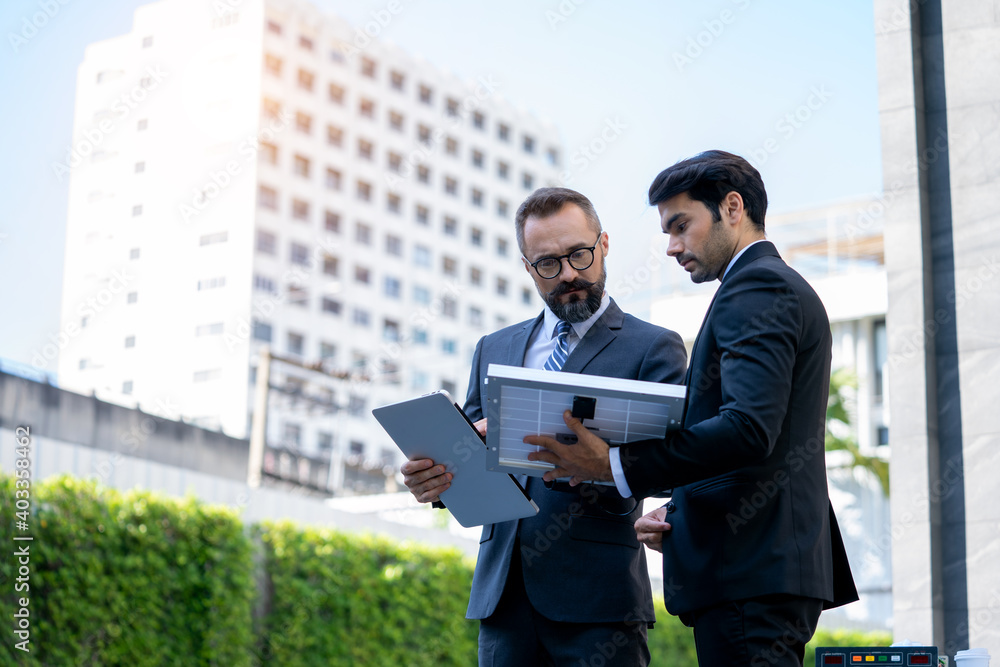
[{"left": 609, "top": 447, "right": 634, "bottom": 498}]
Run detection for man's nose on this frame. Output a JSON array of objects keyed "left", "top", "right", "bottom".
[
  {"left": 666, "top": 235, "right": 682, "bottom": 257},
  {"left": 555, "top": 257, "right": 580, "bottom": 282}
]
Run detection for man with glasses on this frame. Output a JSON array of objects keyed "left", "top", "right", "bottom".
[{"left": 401, "top": 187, "right": 686, "bottom": 666}]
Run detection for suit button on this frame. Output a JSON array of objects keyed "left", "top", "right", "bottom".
[{"left": 665, "top": 501, "right": 676, "bottom": 514}]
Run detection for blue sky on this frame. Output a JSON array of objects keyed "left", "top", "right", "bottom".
[{"left": 0, "top": 0, "right": 882, "bottom": 372}]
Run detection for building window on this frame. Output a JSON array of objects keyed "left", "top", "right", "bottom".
[
  {"left": 389, "top": 110, "right": 404, "bottom": 131},
  {"left": 497, "top": 238, "right": 509, "bottom": 257},
  {"left": 265, "top": 54, "right": 282, "bottom": 76},
  {"left": 266, "top": 20, "right": 282, "bottom": 35},
  {"left": 469, "top": 307, "right": 482, "bottom": 327},
  {"left": 384, "top": 276, "right": 401, "bottom": 299},
  {"left": 442, "top": 256, "right": 458, "bottom": 276},
  {"left": 256, "top": 230, "right": 277, "bottom": 255},
  {"left": 522, "top": 172, "right": 534, "bottom": 190},
  {"left": 470, "top": 188, "right": 484, "bottom": 208},
  {"left": 359, "top": 97, "right": 375, "bottom": 118},
  {"left": 319, "top": 342, "right": 336, "bottom": 360},
  {"left": 445, "top": 137, "right": 458, "bottom": 156},
  {"left": 260, "top": 142, "right": 277, "bottom": 164},
  {"left": 417, "top": 124, "right": 432, "bottom": 145},
  {"left": 496, "top": 277, "right": 508, "bottom": 296},
  {"left": 356, "top": 180, "right": 372, "bottom": 201},
  {"left": 295, "top": 111, "right": 312, "bottom": 134},
  {"left": 129, "top": 247, "right": 140, "bottom": 260},
  {"left": 122, "top": 380, "right": 133, "bottom": 394},
  {"left": 125, "top": 335, "right": 136, "bottom": 348},
  {"left": 287, "top": 332, "right": 305, "bottom": 356},
  {"left": 290, "top": 242, "right": 310, "bottom": 266},
  {"left": 444, "top": 177, "right": 458, "bottom": 196},
  {"left": 262, "top": 98, "right": 281, "bottom": 119},
  {"left": 355, "top": 222, "right": 372, "bottom": 245},
  {"left": 324, "top": 210, "right": 341, "bottom": 233},
  {"left": 442, "top": 297, "right": 457, "bottom": 319},
  {"left": 288, "top": 285, "right": 308, "bottom": 307},
  {"left": 414, "top": 245, "right": 431, "bottom": 268},
  {"left": 354, "top": 266, "right": 371, "bottom": 284},
  {"left": 416, "top": 165, "right": 430, "bottom": 184},
  {"left": 142, "top": 35, "right": 153, "bottom": 48},
  {"left": 497, "top": 123, "right": 510, "bottom": 142},
  {"left": 383, "top": 319, "right": 400, "bottom": 342},
  {"left": 199, "top": 231, "right": 228, "bottom": 245},
  {"left": 349, "top": 440, "right": 364, "bottom": 455},
  {"left": 387, "top": 193, "right": 401, "bottom": 214},
  {"left": 418, "top": 84, "right": 433, "bottom": 105},
  {"left": 137, "top": 118, "right": 147, "bottom": 131},
  {"left": 134, "top": 161, "right": 145, "bottom": 174},
  {"left": 496, "top": 199, "right": 509, "bottom": 218},
  {"left": 323, "top": 255, "right": 339, "bottom": 277},
  {"left": 127, "top": 292, "right": 138, "bottom": 304},
  {"left": 443, "top": 216, "right": 458, "bottom": 236},
  {"left": 446, "top": 97, "right": 460, "bottom": 117},
  {"left": 385, "top": 234, "right": 403, "bottom": 256},
  {"left": 292, "top": 199, "right": 310, "bottom": 221},
  {"left": 522, "top": 287, "right": 533, "bottom": 305},
  {"left": 473, "top": 111, "right": 485, "bottom": 129},
  {"left": 297, "top": 68, "right": 314, "bottom": 91},
  {"left": 469, "top": 267, "right": 482, "bottom": 286},
  {"left": 874, "top": 319, "right": 887, "bottom": 400},
  {"left": 441, "top": 338, "right": 457, "bottom": 354},
  {"left": 195, "top": 322, "right": 224, "bottom": 336},
  {"left": 360, "top": 57, "right": 376, "bottom": 78},
  {"left": 415, "top": 205, "right": 430, "bottom": 225},
  {"left": 298, "top": 35, "right": 313, "bottom": 51},
  {"left": 412, "top": 329, "right": 428, "bottom": 345},
  {"left": 547, "top": 147, "right": 560, "bottom": 166},
  {"left": 497, "top": 161, "right": 509, "bottom": 179},
  {"left": 470, "top": 227, "right": 483, "bottom": 246},
  {"left": 325, "top": 167, "right": 342, "bottom": 190},
  {"left": 413, "top": 285, "right": 430, "bottom": 304},
  {"left": 132, "top": 204, "right": 143, "bottom": 217},
  {"left": 388, "top": 151, "right": 403, "bottom": 173},
  {"left": 253, "top": 274, "right": 276, "bottom": 293},
  {"left": 353, "top": 140, "right": 373, "bottom": 163},
  {"left": 252, "top": 320, "right": 273, "bottom": 342},
  {"left": 326, "top": 124, "right": 343, "bottom": 147},
  {"left": 328, "top": 83, "right": 345, "bottom": 105},
  {"left": 197, "top": 276, "right": 226, "bottom": 291},
  {"left": 293, "top": 154, "right": 311, "bottom": 177},
  {"left": 522, "top": 134, "right": 535, "bottom": 154},
  {"left": 321, "top": 297, "right": 341, "bottom": 315},
  {"left": 258, "top": 185, "right": 278, "bottom": 210},
  {"left": 318, "top": 432, "right": 334, "bottom": 454},
  {"left": 471, "top": 149, "right": 484, "bottom": 169},
  {"left": 390, "top": 70, "right": 405, "bottom": 91},
  {"left": 352, "top": 308, "right": 370, "bottom": 327}
]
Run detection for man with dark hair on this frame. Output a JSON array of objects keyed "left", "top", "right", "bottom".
[
  {"left": 402, "top": 187, "right": 687, "bottom": 666},
  {"left": 527, "top": 153, "right": 858, "bottom": 666}
]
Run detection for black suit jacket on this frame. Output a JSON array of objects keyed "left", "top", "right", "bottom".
[
  {"left": 618, "top": 242, "right": 858, "bottom": 616},
  {"left": 464, "top": 299, "right": 687, "bottom": 623}
]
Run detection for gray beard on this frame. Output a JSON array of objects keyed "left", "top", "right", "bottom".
[{"left": 541, "top": 266, "right": 607, "bottom": 323}]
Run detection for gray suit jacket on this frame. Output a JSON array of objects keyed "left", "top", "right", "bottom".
[{"left": 463, "top": 298, "right": 687, "bottom": 623}]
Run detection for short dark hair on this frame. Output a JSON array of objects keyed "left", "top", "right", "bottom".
[
  {"left": 647, "top": 150, "right": 767, "bottom": 231},
  {"left": 514, "top": 187, "right": 602, "bottom": 255}
]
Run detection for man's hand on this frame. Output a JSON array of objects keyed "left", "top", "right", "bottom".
[
  {"left": 635, "top": 506, "right": 672, "bottom": 553},
  {"left": 473, "top": 418, "right": 487, "bottom": 437},
  {"left": 524, "top": 410, "right": 612, "bottom": 485},
  {"left": 401, "top": 458, "right": 452, "bottom": 503}
]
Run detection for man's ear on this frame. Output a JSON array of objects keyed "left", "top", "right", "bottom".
[
  {"left": 522, "top": 256, "right": 531, "bottom": 274},
  {"left": 722, "top": 191, "right": 745, "bottom": 227},
  {"left": 599, "top": 231, "right": 609, "bottom": 259}
]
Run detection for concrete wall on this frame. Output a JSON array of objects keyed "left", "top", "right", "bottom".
[{"left": 874, "top": 0, "right": 1000, "bottom": 656}]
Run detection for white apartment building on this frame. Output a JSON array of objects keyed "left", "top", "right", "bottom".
[
  {"left": 57, "top": 0, "right": 563, "bottom": 486},
  {"left": 647, "top": 197, "right": 893, "bottom": 629}
]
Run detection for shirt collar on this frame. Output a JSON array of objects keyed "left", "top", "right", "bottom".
[
  {"left": 542, "top": 292, "right": 611, "bottom": 341},
  {"left": 722, "top": 239, "right": 767, "bottom": 280}
]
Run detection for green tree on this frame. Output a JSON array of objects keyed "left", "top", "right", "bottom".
[{"left": 825, "top": 368, "right": 890, "bottom": 496}]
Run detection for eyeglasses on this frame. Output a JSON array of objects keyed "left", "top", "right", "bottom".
[{"left": 525, "top": 234, "right": 603, "bottom": 279}]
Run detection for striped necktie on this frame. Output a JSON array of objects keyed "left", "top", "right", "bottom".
[{"left": 543, "top": 320, "right": 573, "bottom": 371}]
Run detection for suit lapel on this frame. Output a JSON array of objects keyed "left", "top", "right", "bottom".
[
  {"left": 507, "top": 314, "right": 542, "bottom": 367},
  {"left": 560, "top": 299, "right": 624, "bottom": 374}
]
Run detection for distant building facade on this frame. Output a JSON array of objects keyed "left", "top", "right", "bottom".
[{"left": 57, "top": 0, "right": 563, "bottom": 490}]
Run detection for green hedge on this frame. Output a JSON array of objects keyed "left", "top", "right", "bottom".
[{"left": 0, "top": 474, "right": 889, "bottom": 665}]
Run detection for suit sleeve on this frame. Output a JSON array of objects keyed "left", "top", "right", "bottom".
[{"left": 620, "top": 272, "right": 802, "bottom": 496}]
